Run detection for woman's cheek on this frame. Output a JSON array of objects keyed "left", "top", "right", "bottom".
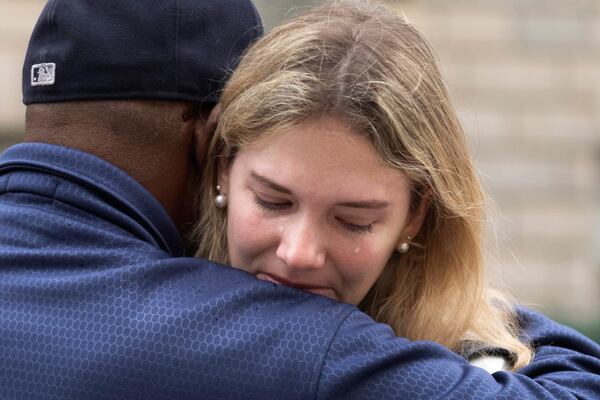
[
  {"left": 227, "top": 204, "right": 275, "bottom": 269},
  {"left": 335, "top": 242, "right": 377, "bottom": 278},
  {"left": 337, "top": 238, "right": 394, "bottom": 286}
]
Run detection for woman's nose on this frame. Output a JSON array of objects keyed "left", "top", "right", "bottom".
[{"left": 275, "top": 219, "right": 326, "bottom": 270}]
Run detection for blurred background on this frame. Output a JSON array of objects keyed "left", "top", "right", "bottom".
[{"left": 1, "top": 0, "right": 599, "bottom": 341}]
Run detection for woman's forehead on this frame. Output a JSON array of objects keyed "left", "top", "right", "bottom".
[{"left": 233, "top": 116, "right": 411, "bottom": 200}]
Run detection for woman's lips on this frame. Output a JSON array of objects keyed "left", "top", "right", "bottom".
[{"left": 256, "top": 272, "right": 338, "bottom": 300}]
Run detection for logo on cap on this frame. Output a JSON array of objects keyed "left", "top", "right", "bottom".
[{"left": 31, "top": 63, "right": 56, "bottom": 86}]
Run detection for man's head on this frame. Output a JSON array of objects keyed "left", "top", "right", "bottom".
[
  {"left": 23, "top": 0, "right": 263, "bottom": 105},
  {"left": 22, "top": 0, "right": 263, "bottom": 241}
]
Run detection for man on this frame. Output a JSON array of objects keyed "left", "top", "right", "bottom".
[{"left": 1, "top": 1, "right": 599, "bottom": 399}]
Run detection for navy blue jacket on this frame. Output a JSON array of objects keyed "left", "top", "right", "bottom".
[{"left": 1, "top": 143, "right": 599, "bottom": 399}]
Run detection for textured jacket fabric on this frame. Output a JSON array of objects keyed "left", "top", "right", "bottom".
[{"left": 1, "top": 142, "right": 599, "bottom": 400}]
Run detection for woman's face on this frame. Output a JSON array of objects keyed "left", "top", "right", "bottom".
[{"left": 220, "top": 116, "right": 427, "bottom": 305}]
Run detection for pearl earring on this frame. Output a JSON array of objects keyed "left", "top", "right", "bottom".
[
  {"left": 214, "top": 185, "right": 227, "bottom": 208},
  {"left": 397, "top": 235, "right": 412, "bottom": 254}
]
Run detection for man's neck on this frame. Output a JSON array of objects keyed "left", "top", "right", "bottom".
[{"left": 24, "top": 127, "right": 194, "bottom": 237}]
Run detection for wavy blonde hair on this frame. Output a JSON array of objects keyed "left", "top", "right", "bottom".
[{"left": 193, "top": 0, "right": 532, "bottom": 369}]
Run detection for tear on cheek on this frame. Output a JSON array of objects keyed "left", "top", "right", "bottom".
[{"left": 354, "top": 247, "right": 361, "bottom": 254}]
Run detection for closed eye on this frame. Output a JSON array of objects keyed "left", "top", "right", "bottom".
[
  {"left": 254, "top": 194, "right": 292, "bottom": 212},
  {"left": 335, "top": 217, "right": 374, "bottom": 234}
]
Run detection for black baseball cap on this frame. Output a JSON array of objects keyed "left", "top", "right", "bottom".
[{"left": 23, "top": 0, "right": 263, "bottom": 105}]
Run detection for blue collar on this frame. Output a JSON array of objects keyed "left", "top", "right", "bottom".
[{"left": 0, "top": 142, "right": 184, "bottom": 256}]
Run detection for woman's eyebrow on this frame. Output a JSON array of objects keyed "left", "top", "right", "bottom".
[
  {"left": 337, "top": 200, "right": 389, "bottom": 209},
  {"left": 250, "top": 171, "right": 293, "bottom": 194}
]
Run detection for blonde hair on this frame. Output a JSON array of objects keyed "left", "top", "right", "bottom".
[{"left": 194, "top": 0, "right": 532, "bottom": 369}]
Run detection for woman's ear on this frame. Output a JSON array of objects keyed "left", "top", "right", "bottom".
[{"left": 398, "top": 189, "right": 431, "bottom": 244}]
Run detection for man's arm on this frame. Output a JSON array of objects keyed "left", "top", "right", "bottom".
[{"left": 316, "top": 308, "right": 600, "bottom": 399}]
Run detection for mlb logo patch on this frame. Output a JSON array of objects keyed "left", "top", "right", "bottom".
[{"left": 31, "top": 63, "right": 56, "bottom": 86}]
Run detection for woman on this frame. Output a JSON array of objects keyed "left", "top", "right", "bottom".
[{"left": 194, "top": 0, "right": 530, "bottom": 370}]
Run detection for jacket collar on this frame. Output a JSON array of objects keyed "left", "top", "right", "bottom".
[{"left": 0, "top": 142, "right": 184, "bottom": 256}]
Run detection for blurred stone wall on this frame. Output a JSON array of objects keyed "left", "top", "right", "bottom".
[
  {"left": 388, "top": 0, "right": 600, "bottom": 320},
  {"left": 1, "top": 0, "right": 599, "bottom": 322}
]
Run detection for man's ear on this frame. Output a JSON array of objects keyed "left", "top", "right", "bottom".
[
  {"left": 193, "top": 104, "right": 221, "bottom": 168},
  {"left": 398, "top": 189, "right": 431, "bottom": 244}
]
